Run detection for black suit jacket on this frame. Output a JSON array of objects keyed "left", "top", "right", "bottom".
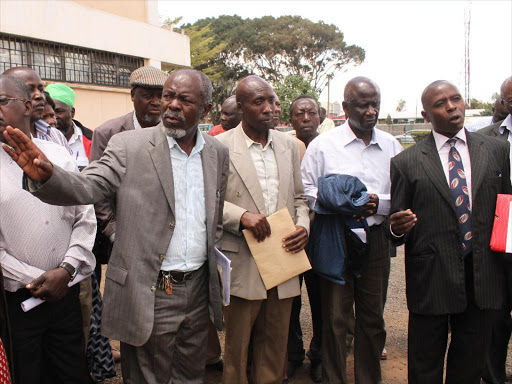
[
  {"left": 478, "top": 119, "right": 507, "bottom": 139},
  {"left": 390, "top": 131, "right": 511, "bottom": 315}
]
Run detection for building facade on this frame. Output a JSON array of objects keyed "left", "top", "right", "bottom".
[{"left": 0, "top": 0, "right": 190, "bottom": 128}]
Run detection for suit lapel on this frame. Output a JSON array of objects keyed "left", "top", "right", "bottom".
[
  {"left": 230, "top": 127, "right": 266, "bottom": 214},
  {"left": 148, "top": 126, "right": 176, "bottom": 217},
  {"left": 272, "top": 133, "right": 291, "bottom": 209},
  {"left": 201, "top": 135, "right": 217, "bottom": 239},
  {"left": 466, "top": 131, "right": 485, "bottom": 201},
  {"left": 420, "top": 134, "right": 457, "bottom": 214}
]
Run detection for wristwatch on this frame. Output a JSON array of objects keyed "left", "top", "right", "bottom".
[{"left": 59, "top": 262, "right": 77, "bottom": 281}]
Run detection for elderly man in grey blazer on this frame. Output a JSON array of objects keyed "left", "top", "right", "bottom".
[
  {"left": 2, "top": 69, "right": 229, "bottom": 384},
  {"left": 216, "top": 75, "right": 310, "bottom": 384}
]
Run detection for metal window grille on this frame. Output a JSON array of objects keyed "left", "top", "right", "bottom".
[{"left": 0, "top": 33, "right": 143, "bottom": 88}]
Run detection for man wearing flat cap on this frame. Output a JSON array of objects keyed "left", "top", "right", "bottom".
[{"left": 46, "top": 83, "right": 93, "bottom": 170}]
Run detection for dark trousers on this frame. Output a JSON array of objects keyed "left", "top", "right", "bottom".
[
  {"left": 321, "top": 225, "right": 390, "bottom": 384},
  {"left": 408, "top": 254, "right": 494, "bottom": 384},
  {"left": 287, "top": 270, "right": 323, "bottom": 364},
  {"left": 6, "top": 285, "right": 89, "bottom": 384},
  {"left": 482, "top": 262, "right": 512, "bottom": 384}
]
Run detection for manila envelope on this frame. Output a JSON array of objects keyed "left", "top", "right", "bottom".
[{"left": 243, "top": 207, "right": 311, "bottom": 290}]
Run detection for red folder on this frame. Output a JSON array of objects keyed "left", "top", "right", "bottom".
[{"left": 490, "top": 194, "right": 512, "bottom": 252}]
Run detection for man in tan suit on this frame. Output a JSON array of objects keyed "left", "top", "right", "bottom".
[
  {"left": 3, "top": 69, "right": 229, "bottom": 384},
  {"left": 216, "top": 75, "right": 310, "bottom": 384}
]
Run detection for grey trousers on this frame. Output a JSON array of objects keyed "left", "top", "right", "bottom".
[
  {"left": 321, "top": 225, "right": 391, "bottom": 384},
  {"left": 120, "top": 265, "right": 209, "bottom": 384}
]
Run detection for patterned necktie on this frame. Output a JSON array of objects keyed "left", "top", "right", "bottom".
[
  {"left": 447, "top": 138, "right": 472, "bottom": 255},
  {"left": 0, "top": 338, "right": 12, "bottom": 384}
]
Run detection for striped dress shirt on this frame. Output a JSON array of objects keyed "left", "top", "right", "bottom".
[
  {"left": 0, "top": 139, "right": 96, "bottom": 292},
  {"left": 34, "top": 119, "right": 72, "bottom": 153}
]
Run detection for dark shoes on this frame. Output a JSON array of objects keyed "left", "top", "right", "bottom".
[
  {"left": 206, "top": 359, "right": 224, "bottom": 372},
  {"left": 310, "top": 360, "right": 322, "bottom": 383}
]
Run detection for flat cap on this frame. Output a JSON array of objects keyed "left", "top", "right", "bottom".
[{"left": 129, "top": 66, "right": 169, "bottom": 88}]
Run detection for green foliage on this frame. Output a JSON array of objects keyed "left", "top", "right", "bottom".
[
  {"left": 385, "top": 114, "right": 392, "bottom": 125},
  {"left": 177, "top": 15, "right": 364, "bottom": 123},
  {"left": 273, "top": 75, "right": 318, "bottom": 123},
  {"left": 411, "top": 131, "right": 430, "bottom": 143}
]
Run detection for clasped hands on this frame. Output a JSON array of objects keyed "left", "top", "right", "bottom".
[{"left": 240, "top": 212, "right": 307, "bottom": 253}]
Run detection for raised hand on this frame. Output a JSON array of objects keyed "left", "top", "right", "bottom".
[{"left": 2, "top": 126, "right": 53, "bottom": 182}]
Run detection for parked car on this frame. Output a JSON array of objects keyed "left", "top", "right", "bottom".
[
  {"left": 199, "top": 123, "right": 213, "bottom": 132},
  {"left": 394, "top": 129, "right": 431, "bottom": 144}
]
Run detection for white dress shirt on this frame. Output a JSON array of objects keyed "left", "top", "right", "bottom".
[
  {"left": 133, "top": 111, "right": 159, "bottom": 131},
  {"left": 68, "top": 122, "right": 89, "bottom": 169},
  {"left": 0, "top": 139, "right": 96, "bottom": 292},
  {"left": 432, "top": 128, "right": 473, "bottom": 210},
  {"left": 242, "top": 128, "right": 280, "bottom": 216},
  {"left": 301, "top": 121, "right": 403, "bottom": 226},
  {"left": 162, "top": 129, "right": 207, "bottom": 272}
]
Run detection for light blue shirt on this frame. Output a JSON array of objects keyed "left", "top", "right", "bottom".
[{"left": 162, "top": 129, "right": 207, "bottom": 272}]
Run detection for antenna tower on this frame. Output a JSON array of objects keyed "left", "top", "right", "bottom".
[{"left": 464, "top": 7, "right": 471, "bottom": 105}]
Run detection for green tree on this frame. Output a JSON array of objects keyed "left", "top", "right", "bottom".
[
  {"left": 273, "top": 75, "right": 318, "bottom": 123},
  {"left": 385, "top": 114, "right": 393, "bottom": 125},
  {"left": 229, "top": 16, "right": 364, "bottom": 93}
]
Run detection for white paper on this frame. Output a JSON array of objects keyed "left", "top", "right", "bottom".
[
  {"left": 21, "top": 273, "right": 89, "bottom": 312},
  {"left": 215, "top": 247, "right": 231, "bottom": 306},
  {"left": 351, "top": 228, "right": 367, "bottom": 243},
  {"left": 506, "top": 202, "right": 512, "bottom": 253}
]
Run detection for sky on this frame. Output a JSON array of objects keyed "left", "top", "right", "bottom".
[{"left": 158, "top": 0, "right": 512, "bottom": 116}]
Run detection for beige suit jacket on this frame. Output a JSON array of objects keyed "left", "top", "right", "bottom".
[
  {"left": 215, "top": 126, "right": 309, "bottom": 300},
  {"left": 33, "top": 126, "right": 229, "bottom": 345}
]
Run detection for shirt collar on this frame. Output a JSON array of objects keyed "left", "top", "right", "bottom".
[
  {"left": 498, "top": 114, "right": 512, "bottom": 135},
  {"left": 165, "top": 127, "right": 205, "bottom": 156},
  {"left": 34, "top": 119, "right": 51, "bottom": 135},
  {"left": 341, "top": 120, "right": 380, "bottom": 149},
  {"left": 242, "top": 127, "right": 274, "bottom": 150},
  {"left": 133, "top": 111, "right": 159, "bottom": 131},
  {"left": 432, "top": 127, "right": 467, "bottom": 151},
  {"left": 72, "top": 121, "right": 82, "bottom": 141}
]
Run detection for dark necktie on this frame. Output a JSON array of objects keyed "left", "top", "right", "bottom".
[{"left": 447, "top": 138, "right": 472, "bottom": 255}]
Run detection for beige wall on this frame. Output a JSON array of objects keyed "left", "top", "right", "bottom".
[
  {"left": 45, "top": 82, "right": 133, "bottom": 129},
  {"left": 0, "top": 1, "right": 190, "bottom": 67},
  {"left": 71, "top": 0, "right": 147, "bottom": 23}
]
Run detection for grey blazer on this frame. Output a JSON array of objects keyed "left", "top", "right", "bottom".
[
  {"left": 390, "top": 131, "right": 511, "bottom": 315},
  {"left": 33, "top": 126, "right": 230, "bottom": 346}
]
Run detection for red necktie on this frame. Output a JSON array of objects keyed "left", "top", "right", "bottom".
[{"left": 0, "top": 338, "right": 12, "bottom": 384}]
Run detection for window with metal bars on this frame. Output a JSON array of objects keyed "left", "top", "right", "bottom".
[{"left": 0, "top": 33, "right": 143, "bottom": 88}]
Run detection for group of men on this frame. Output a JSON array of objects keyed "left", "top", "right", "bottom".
[{"left": 0, "top": 61, "right": 511, "bottom": 384}]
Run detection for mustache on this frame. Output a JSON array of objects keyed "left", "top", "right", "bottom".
[{"left": 162, "top": 111, "right": 185, "bottom": 122}]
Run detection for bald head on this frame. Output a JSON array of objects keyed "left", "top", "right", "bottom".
[
  {"left": 344, "top": 76, "right": 380, "bottom": 105},
  {"left": 220, "top": 95, "right": 240, "bottom": 130},
  {"left": 342, "top": 76, "right": 381, "bottom": 135},
  {"left": 2, "top": 66, "right": 45, "bottom": 123},
  {"left": 236, "top": 75, "right": 275, "bottom": 133},
  {"left": 0, "top": 75, "right": 32, "bottom": 142},
  {"left": 500, "top": 76, "right": 512, "bottom": 115},
  {"left": 421, "top": 80, "right": 458, "bottom": 109}
]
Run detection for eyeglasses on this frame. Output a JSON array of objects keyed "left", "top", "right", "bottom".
[{"left": 0, "top": 96, "right": 27, "bottom": 106}]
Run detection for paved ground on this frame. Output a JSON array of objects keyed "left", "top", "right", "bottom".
[{"left": 103, "top": 246, "right": 512, "bottom": 383}]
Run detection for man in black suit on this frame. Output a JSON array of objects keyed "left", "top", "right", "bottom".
[
  {"left": 389, "top": 80, "right": 511, "bottom": 384},
  {"left": 479, "top": 76, "right": 512, "bottom": 384}
]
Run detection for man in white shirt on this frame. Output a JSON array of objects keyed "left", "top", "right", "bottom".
[
  {"left": 0, "top": 74, "right": 96, "bottom": 384},
  {"left": 45, "top": 83, "right": 92, "bottom": 170},
  {"left": 390, "top": 80, "right": 511, "bottom": 383},
  {"left": 301, "top": 76, "right": 402, "bottom": 384}
]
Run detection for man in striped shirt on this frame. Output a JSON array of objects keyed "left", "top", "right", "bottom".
[{"left": 2, "top": 67, "right": 70, "bottom": 151}]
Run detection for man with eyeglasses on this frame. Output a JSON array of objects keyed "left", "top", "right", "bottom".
[
  {"left": 2, "top": 67, "right": 70, "bottom": 151},
  {"left": 0, "top": 74, "right": 96, "bottom": 384}
]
